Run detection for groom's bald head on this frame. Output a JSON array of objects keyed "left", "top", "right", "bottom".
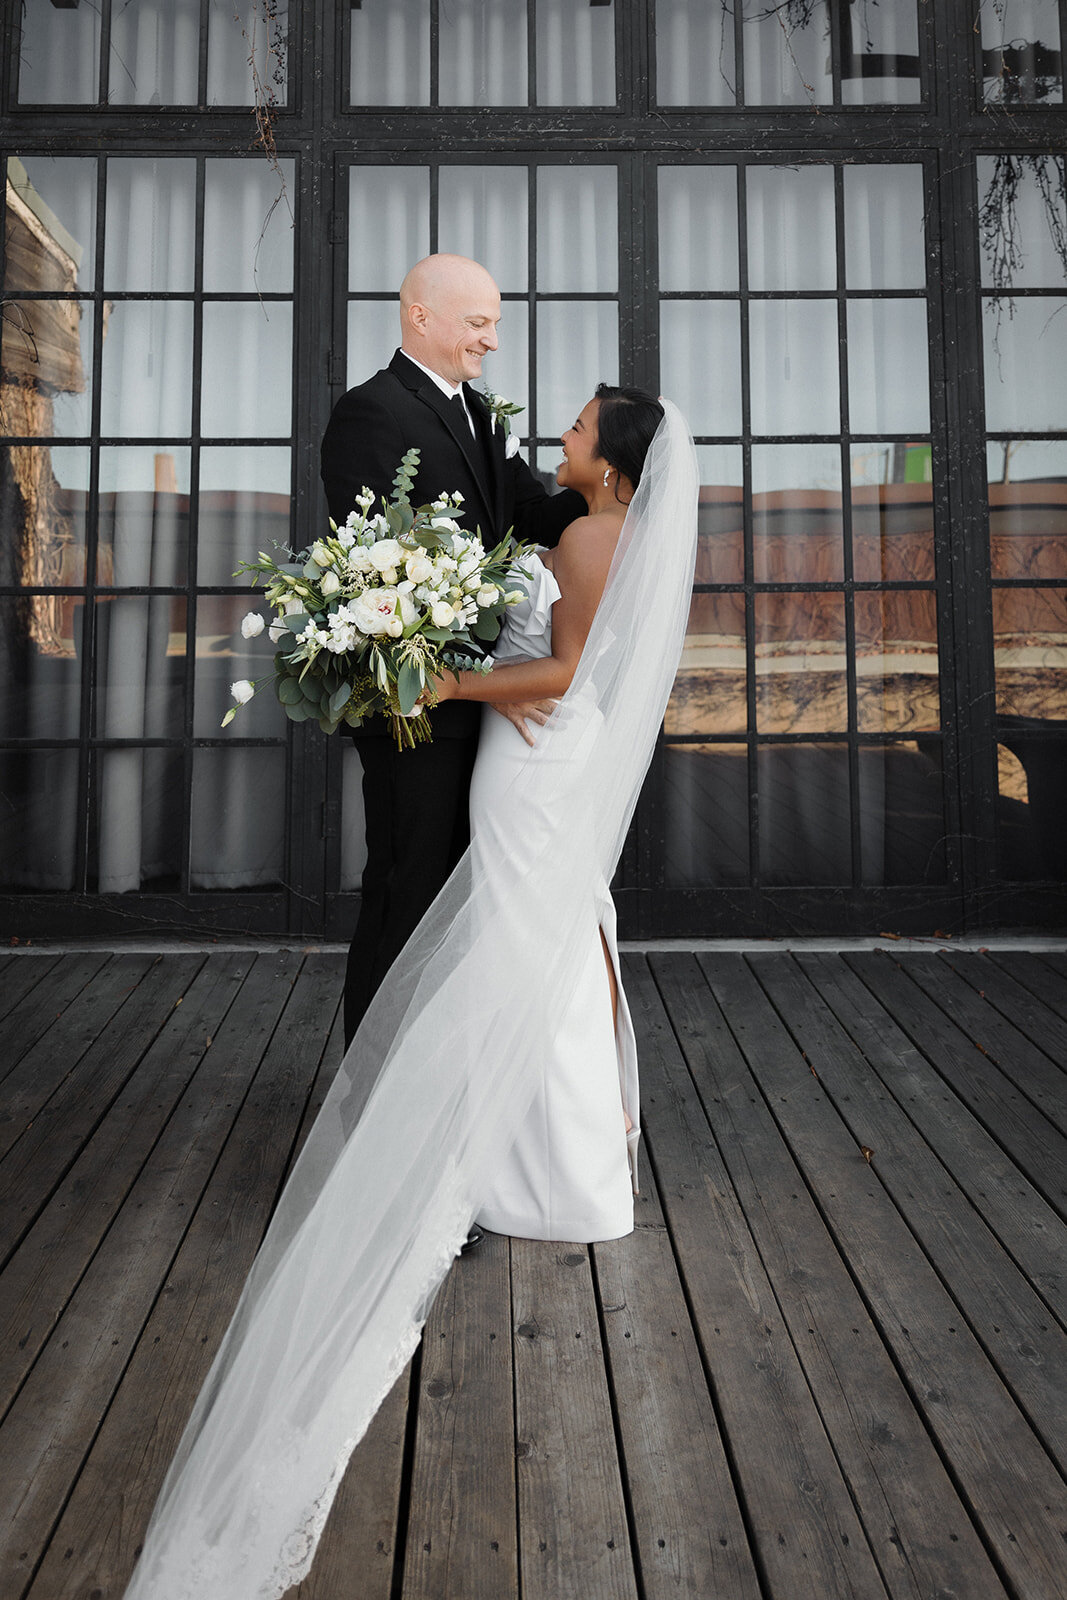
[{"left": 399, "top": 253, "right": 501, "bottom": 385}]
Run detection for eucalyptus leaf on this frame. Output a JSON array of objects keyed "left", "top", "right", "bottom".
[
  {"left": 397, "top": 660, "right": 423, "bottom": 716},
  {"left": 277, "top": 676, "right": 304, "bottom": 706},
  {"left": 472, "top": 611, "right": 501, "bottom": 642},
  {"left": 284, "top": 699, "right": 312, "bottom": 721},
  {"left": 329, "top": 683, "right": 351, "bottom": 716},
  {"left": 284, "top": 613, "right": 311, "bottom": 634}
]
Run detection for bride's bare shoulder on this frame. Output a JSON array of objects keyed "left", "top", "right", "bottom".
[{"left": 557, "top": 509, "right": 624, "bottom": 556}]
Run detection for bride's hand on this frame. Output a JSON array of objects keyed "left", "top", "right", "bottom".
[
  {"left": 419, "top": 672, "right": 454, "bottom": 708},
  {"left": 491, "top": 698, "right": 559, "bottom": 748}
]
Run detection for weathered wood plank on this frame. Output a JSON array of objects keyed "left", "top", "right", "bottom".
[
  {"left": 943, "top": 951, "right": 1067, "bottom": 1080},
  {"left": 511, "top": 1238, "right": 639, "bottom": 1600},
  {"left": 0, "top": 951, "right": 114, "bottom": 1092},
  {"left": 593, "top": 1165, "right": 762, "bottom": 1600},
  {"left": 0, "top": 954, "right": 60, "bottom": 1027},
  {"left": 990, "top": 951, "right": 1067, "bottom": 1029},
  {"left": 699, "top": 951, "right": 1067, "bottom": 1600},
  {"left": 623, "top": 956, "right": 889, "bottom": 1600},
  {"left": 402, "top": 1232, "right": 519, "bottom": 1600},
  {"left": 650, "top": 951, "right": 1006, "bottom": 1600}
]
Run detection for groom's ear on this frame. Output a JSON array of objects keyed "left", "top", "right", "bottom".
[{"left": 406, "top": 301, "right": 430, "bottom": 338}]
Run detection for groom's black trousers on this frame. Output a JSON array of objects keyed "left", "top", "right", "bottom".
[{"left": 343, "top": 732, "right": 478, "bottom": 1048}]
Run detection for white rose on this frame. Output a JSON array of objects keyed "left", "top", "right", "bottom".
[
  {"left": 230, "top": 679, "right": 254, "bottom": 704},
  {"left": 431, "top": 600, "right": 457, "bottom": 628},
  {"left": 368, "top": 539, "right": 405, "bottom": 573},
  {"left": 282, "top": 597, "right": 305, "bottom": 615},
  {"left": 240, "top": 611, "right": 265, "bottom": 638},
  {"left": 320, "top": 570, "right": 342, "bottom": 597},
  {"left": 429, "top": 516, "right": 462, "bottom": 534},
  {"left": 476, "top": 584, "right": 498, "bottom": 608},
  {"left": 405, "top": 552, "right": 434, "bottom": 583},
  {"left": 351, "top": 587, "right": 401, "bottom": 637},
  {"left": 268, "top": 619, "right": 287, "bottom": 643}
]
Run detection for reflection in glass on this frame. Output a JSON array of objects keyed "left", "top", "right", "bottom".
[
  {"left": 194, "top": 595, "right": 277, "bottom": 739},
  {"left": 997, "top": 735, "right": 1067, "bottom": 880},
  {"left": 201, "top": 304, "right": 293, "bottom": 438},
  {"left": 992, "top": 586, "right": 1067, "bottom": 718},
  {"left": 857, "top": 742, "right": 946, "bottom": 885},
  {"left": 439, "top": 0, "right": 527, "bottom": 106},
  {"left": 100, "top": 447, "right": 191, "bottom": 588},
  {"left": 97, "top": 748, "right": 183, "bottom": 893},
  {"left": 840, "top": 0, "right": 921, "bottom": 105},
  {"left": 105, "top": 159, "right": 196, "bottom": 291},
  {"left": 18, "top": 0, "right": 100, "bottom": 103},
  {"left": 109, "top": 0, "right": 200, "bottom": 106},
  {"left": 0, "top": 594, "right": 82, "bottom": 742},
  {"left": 743, "top": 1, "right": 832, "bottom": 106},
  {"left": 658, "top": 167, "right": 739, "bottom": 293},
  {"left": 348, "top": 302, "right": 406, "bottom": 392},
  {"left": 695, "top": 446, "right": 744, "bottom": 583},
  {"left": 199, "top": 448, "right": 293, "bottom": 586},
  {"left": 351, "top": 0, "right": 429, "bottom": 105},
  {"left": 101, "top": 301, "right": 193, "bottom": 438},
  {"left": 1, "top": 446, "right": 90, "bottom": 612},
  {"left": 758, "top": 742, "right": 850, "bottom": 884},
  {"left": 747, "top": 167, "right": 836, "bottom": 291},
  {"left": 341, "top": 742, "right": 369, "bottom": 891},
  {"left": 0, "top": 750, "right": 79, "bottom": 890},
  {"left": 847, "top": 299, "right": 930, "bottom": 434},
  {"left": 755, "top": 592, "right": 847, "bottom": 734},
  {"left": 660, "top": 301, "right": 741, "bottom": 437},
  {"left": 665, "top": 592, "right": 746, "bottom": 738},
  {"left": 536, "top": 0, "right": 615, "bottom": 105},
  {"left": 752, "top": 443, "right": 843, "bottom": 583},
  {"left": 96, "top": 596, "right": 186, "bottom": 741},
  {"left": 207, "top": 1, "right": 289, "bottom": 107},
  {"left": 851, "top": 443, "right": 934, "bottom": 582},
  {"left": 662, "top": 744, "right": 748, "bottom": 887},
  {"left": 440, "top": 168, "right": 528, "bottom": 293},
  {"left": 977, "top": 155, "right": 1067, "bottom": 289},
  {"left": 844, "top": 165, "right": 926, "bottom": 290},
  {"left": 983, "top": 299, "right": 1067, "bottom": 432},
  {"left": 204, "top": 159, "right": 295, "bottom": 294},
  {"left": 1, "top": 299, "right": 94, "bottom": 438},
  {"left": 987, "top": 440, "right": 1067, "bottom": 579},
  {"left": 537, "top": 303, "right": 617, "bottom": 435},
  {"left": 655, "top": 0, "right": 735, "bottom": 106},
  {"left": 537, "top": 168, "right": 618, "bottom": 294},
  {"left": 981, "top": 0, "right": 1062, "bottom": 105},
  {"left": 5, "top": 157, "right": 96, "bottom": 293},
  {"left": 349, "top": 168, "right": 430, "bottom": 293},
  {"left": 854, "top": 589, "right": 940, "bottom": 733},
  {"left": 191, "top": 747, "right": 285, "bottom": 888},
  {"left": 749, "top": 300, "right": 839, "bottom": 436}
]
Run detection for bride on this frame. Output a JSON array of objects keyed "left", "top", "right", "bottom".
[{"left": 124, "top": 390, "right": 698, "bottom": 1598}]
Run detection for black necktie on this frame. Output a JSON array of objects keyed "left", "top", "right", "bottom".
[{"left": 450, "top": 392, "right": 474, "bottom": 436}]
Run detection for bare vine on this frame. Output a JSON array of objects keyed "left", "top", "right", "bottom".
[{"left": 236, "top": 0, "right": 294, "bottom": 287}]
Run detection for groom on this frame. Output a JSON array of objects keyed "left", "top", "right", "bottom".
[{"left": 321, "top": 254, "right": 585, "bottom": 1049}]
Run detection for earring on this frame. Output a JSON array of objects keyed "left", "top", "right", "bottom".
[{"left": 603, "top": 469, "right": 611, "bottom": 487}]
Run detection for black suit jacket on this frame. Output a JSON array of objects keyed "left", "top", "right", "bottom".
[{"left": 320, "top": 349, "right": 586, "bottom": 737}]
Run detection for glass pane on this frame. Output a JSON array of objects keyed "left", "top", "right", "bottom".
[
  {"left": 350, "top": 0, "right": 430, "bottom": 106},
  {"left": 536, "top": 0, "right": 615, "bottom": 105},
  {"left": 101, "top": 301, "right": 193, "bottom": 438},
  {"left": 1, "top": 445, "right": 90, "bottom": 593},
  {"left": 349, "top": 168, "right": 429, "bottom": 293},
  {"left": 0, "top": 593, "right": 82, "bottom": 741},
  {"left": 100, "top": 447, "right": 192, "bottom": 587},
  {"left": 847, "top": 299, "right": 930, "bottom": 435},
  {"left": 439, "top": 168, "right": 528, "bottom": 293},
  {"left": 844, "top": 165, "right": 926, "bottom": 290},
  {"left": 696, "top": 446, "right": 744, "bottom": 583},
  {"left": 536, "top": 303, "right": 618, "bottom": 435},
  {"left": 481, "top": 315, "right": 529, "bottom": 424},
  {"left": 665, "top": 592, "right": 746, "bottom": 737},
  {"left": 341, "top": 742, "right": 368, "bottom": 890},
  {"left": 758, "top": 743, "right": 850, "bottom": 885},
  {"left": 194, "top": 594, "right": 278, "bottom": 738},
  {"left": 983, "top": 299, "right": 1067, "bottom": 431},
  {"left": 204, "top": 159, "right": 296, "bottom": 293},
  {"left": 993, "top": 585, "right": 1067, "bottom": 719},
  {"left": 439, "top": 0, "right": 528, "bottom": 106},
  {"left": 997, "top": 736, "right": 1067, "bottom": 880},
  {"left": 988, "top": 440, "right": 1067, "bottom": 579},
  {"left": 191, "top": 747, "right": 285, "bottom": 888},
  {"left": 858, "top": 743, "right": 946, "bottom": 885},
  {"left": 104, "top": 159, "right": 197, "bottom": 292},
  {"left": 660, "top": 301, "right": 741, "bottom": 437},
  {"left": 17, "top": 0, "right": 100, "bottom": 103},
  {"left": 662, "top": 745, "right": 749, "bottom": 887},
  {"left": 348, "top": 301, "right": 407, "bottom": 391},
  {"left": 749, "top": 300, "right": 839, "bottom": 436},
  {"left": 978, "top": 156, "right": 1067, "bottom": 290},
  {"left": 755, "top": 593, "right": 847, "bottom": 733},
  {"left": 95, "top": 596, "right": 186, "bottom": 740},
  {"left": 752, "top": 443, "right": 843, "bottom": 583},
  {"left": 658, "top": 167, "right": 739, "bottom": 293},
  {"left": 2, "top": 299, "right": 94, "bottom": 437},
  {"left": 97, "top": 747, "right": 183, "bottom": 893},
  {"left": 743, "top": 2, "right": 832, "bottom": 106},
  {"left": 851, "top": 443, "right": 934, "bottom": 582},
  {"left": 199, "top": 448, "right": 293, "bottom": 585},
  {"left": 840, "top": 0, "right": 921, "bottom": 105},
  {"left": 109, "top": 0, "right": 200, "bottom": 106},
  {"left": 0, "top": 750, "right": 79, "bottom": 890},
  {"left": 656, "top": 0, "right": 735, "bottom": 106},
  {"left": 5, "top": 157, "right": 96, "bottom": 293},
  {"left": 537, "top": 168, "right": 618, "bottom": 294},
  {"left": 981, "top": 0, "right": 1062, "bottom": 105},
  {"left": 208, "top": 1, "right": 289, "bottom": 107},
  {"left": 854, "top": 589, "right": 940, "bottom": 733},
  {"left": 201, "top": 303, "right": 293, "bottom": 438},
  {"left": 747, "top": 167, "right": 836, "bottom": 292}
]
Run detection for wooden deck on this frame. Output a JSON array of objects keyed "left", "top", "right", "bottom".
[{"left": 1, "top": 944, "right": 1066, "bottom": 1600}]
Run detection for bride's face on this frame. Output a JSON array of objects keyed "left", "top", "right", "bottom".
[{"left": 557, "top": 399, "right": 607, "bottom": 492}]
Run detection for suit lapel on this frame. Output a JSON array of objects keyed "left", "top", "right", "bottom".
[{"left": 465, "top": 386, "right": 506, "bottom": 536}]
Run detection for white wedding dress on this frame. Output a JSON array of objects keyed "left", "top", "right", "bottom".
[{"left": 470, "top": 554, "right": 638, "bottom": 1243}]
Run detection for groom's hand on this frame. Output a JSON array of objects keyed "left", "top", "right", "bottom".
[{"left": 492, "top": 699, "right": 558, "bottom": 747}]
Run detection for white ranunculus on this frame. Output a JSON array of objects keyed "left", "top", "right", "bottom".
[
  {"left": 368, "top": 539, "right": 404, "bottom": 573},
  {"left": 241, "top": 611, "right": 265, "bottom": 638},
  {"left": 431, "top": 600, "right": 457, "bottom": 628},
  {"left": 405, "top": 551, "right": 434, "bottom": 583},
  {"left": 320, "top": 570, "right": 342, "bottom": 597},
  {"left": 476, "top": 584, "right": 498, "bottom": 608},
  {"left": 230, "top": 679, "right": 254, "bottom": 705}
]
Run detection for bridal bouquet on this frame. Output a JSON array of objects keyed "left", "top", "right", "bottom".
[{"left": 224, "top": 449, "right": 529, "bottom": 747}]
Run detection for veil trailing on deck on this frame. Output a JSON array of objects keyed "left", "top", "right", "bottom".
[{"left": 124, "top": 399, "right": 699, "bottom": 1599}]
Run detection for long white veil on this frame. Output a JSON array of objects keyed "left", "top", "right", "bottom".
[{"left": 124, "top": 398, "right": 698, "bottom": 1599}]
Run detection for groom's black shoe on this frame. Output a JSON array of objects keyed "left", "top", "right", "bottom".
[{"left": 460, "top": 1224, "right": 485, "bottom": 1255}]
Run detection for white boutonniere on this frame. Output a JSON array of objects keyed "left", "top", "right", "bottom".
[{"left": 480, "top": 387, "right": 525, "bottom": 451}]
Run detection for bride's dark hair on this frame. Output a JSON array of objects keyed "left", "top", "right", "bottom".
[{"left": 593, "top": 383, "right": 665, "bottom": 497}]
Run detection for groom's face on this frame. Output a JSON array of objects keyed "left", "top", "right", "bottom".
[{"left": 419, "top": 280, "right": 501, "bottom": 385}]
